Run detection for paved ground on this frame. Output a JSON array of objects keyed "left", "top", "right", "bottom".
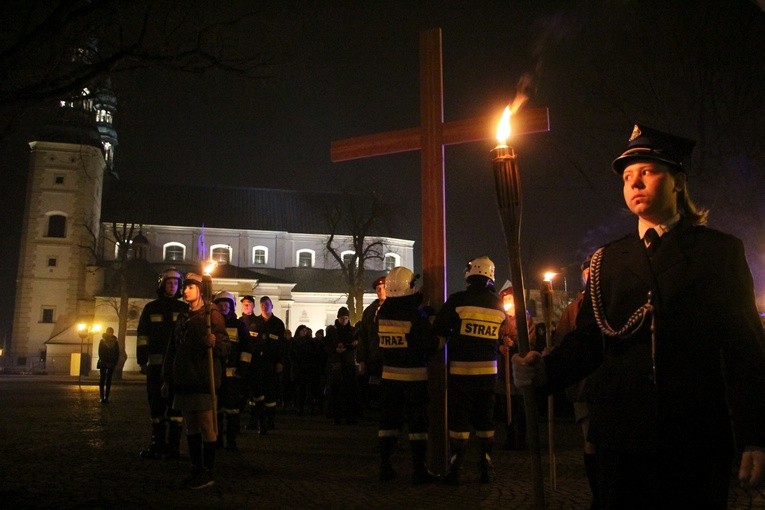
[{"left": 0, "top": 374, "right": 763, "bottom": 509}]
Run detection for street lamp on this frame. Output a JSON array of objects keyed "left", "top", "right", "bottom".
[{"left": 76, "top": 322, "right": 102, "bottom": 386}]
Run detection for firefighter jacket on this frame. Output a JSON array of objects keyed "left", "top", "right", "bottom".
[
  {"left": 162, "top": 305, "right": 230, "bottom": 394},
  {"left": 250, "top": 314, "right": 286, "bottom": 374},
  {"left": 221, "top": 312, "right": 253, "bottom": 380},
  {"left": 136, "top": 296, "right": 189, "bottom": 367},
  {"left": 432, "top": 284, "right": 506, "bottom": 376},
  {"left": 377, "top": 295, "right": 437, "bottom": 382},
  {"left": 357, "top": 298, "right": 384, "bottom": 374}
]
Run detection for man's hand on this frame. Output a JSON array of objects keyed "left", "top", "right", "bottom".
[
  {"left": 739, "top": 447, "right": 765, "bottom": 489},
  {"left": 205, "top": 333, "right": 216, "bottom": 348},
  {"left": 276, "top": 363, "right": 284, "bottom": 374},
  {"left": 139, "top": 363, "right": 147, "bottom": 375},
  {"left": 511, "top": 351, "right": 544, "bottom": 387},
  {"left": 358, "top": 361, "right": 367, "bottom": 376}
]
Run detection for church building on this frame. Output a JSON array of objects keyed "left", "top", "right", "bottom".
[{"left": 8, "top": 79, "right": 414, "bottom": 375}]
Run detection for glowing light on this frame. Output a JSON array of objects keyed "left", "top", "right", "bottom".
[
  {"left": 203, "top": 260, "right": 217, "bottom": 275},
  {"left": 543, "top": 272, "right": 557, "bottom": 282},
  {"left": 496, "top": 106, "right": 512, "bottom": 145}
]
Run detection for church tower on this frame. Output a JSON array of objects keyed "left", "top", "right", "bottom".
[{"left": 9, "top": 56, "right": 117, "bottom": 371}]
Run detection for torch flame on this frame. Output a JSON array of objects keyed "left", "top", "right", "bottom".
[
  {"left": 203, "top": 260, "right": 217, "bottom": 275},
  {"left": 543, "top": 272, "right": 557, "bottom": 282},
  {"left": 496, "top": 106, "right": 512, "bottom": 145}
]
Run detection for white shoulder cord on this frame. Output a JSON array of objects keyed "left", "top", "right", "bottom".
[{"left": 589, "top": 247, "right": 658, "bottom": 383}]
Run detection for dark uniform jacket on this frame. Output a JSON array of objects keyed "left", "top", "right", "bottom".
[
  {"left": 162, "top": 305, "right": 230, "bottom": 394},
  {"left": 136, "top": 296, "right": 189, "bottom": 367},
  {"left": 250, "top": 314, "right": 286, "bottom": 376},
  {"left": 432, "top": 284, "right": 506, "bottom": 373},
  {"left": 222, "top": 312, "right": 253, "bottom": 379},
  {"left": 377, "top": 295, "right": 436, "bottom": 380},
  {"left": 357, "top": 298, "right": 384, "bottom": 375},
  {"left": 544, "top": 218, "right": 765, "bottom": 452}
]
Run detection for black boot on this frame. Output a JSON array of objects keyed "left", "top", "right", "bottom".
[
  {"left": 164, "top": 418, "right": 183, "bottom": 459},
  {"left": 584, "top": 452, "right": 600, "bottom": 509},
  {"left": 410, "top": 440, "right": 438, "bottom": 485},
  {"left": 442, "top": 440, "right": 466, "bottom": 486},
  {"left": 140, "top": 421, "right": 166, "bottom": 459},
  {"left": 379, "top": 436, "right": 397, "bottom": 481},
  {"left": 226, "top": 414, "right": 240, "bottom": 451},
  {"left": 478, "top": 439, "right": 494, "bottom": 484}
]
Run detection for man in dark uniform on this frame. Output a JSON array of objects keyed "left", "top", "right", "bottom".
[
  {"left": 432, "top": 256, "right": 506, "bottom": 485},
  {"left": 514, "top": 124, "right": 765, "bottom": 508},
  {"left": 357, "top": 276, "right": 386, "bottom": 412},
  {"left": 136, "top": 268, "right": 189, "bottom": 459},
  {"left": 246, "top": 296, "right": 285, "bottom": 434},
  {"left": 376, "top": 267, "right": 438, "bottom": 484},
  {"left": 213, "top": 291, "right": 252, "bottom": 451},
  {"left": 238, "top": 295, "right": 257, "bottom": 330}
]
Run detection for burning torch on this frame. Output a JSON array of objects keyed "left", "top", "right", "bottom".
[
  {"left": 492, "top": 103, "right": 545, "bottom": 508},
  {"left": 541, "top": 272, "right": 557, "bottom": 490},
  {"left": 203, "top": 260, "right": 218, "bottom": 436}
]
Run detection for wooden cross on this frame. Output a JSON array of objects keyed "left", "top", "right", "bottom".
[{"left": 331, "top": 27, "right": 549, "bottom": 473}]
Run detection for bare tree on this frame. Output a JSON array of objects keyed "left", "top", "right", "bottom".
[
  {"left": 324, "top": 192, "right": 386, "bottom": 324},
  {"left": 0, "top": 0, "right": 294, "bottom": 138}
]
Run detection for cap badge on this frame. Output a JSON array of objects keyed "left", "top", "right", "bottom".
[{"left": 629, "top": 124, "right": 642, "bottom": 142}]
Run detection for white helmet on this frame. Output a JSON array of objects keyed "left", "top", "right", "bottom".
[
  {"left": 158, "top": 268, "right": 183, "bottom": 297},
  {"left": 385, "top": 267, "right": 419, "bottom": 297},
  {"left": 213, "top": 290, "right": 236, "bottom": 311},
  {"left": 465, "top": 256, "right": 495, "bottom": 284}
]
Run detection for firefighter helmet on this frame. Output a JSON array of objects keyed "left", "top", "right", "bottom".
[
  {"left": 385, "top": 266, "right": 419, "bottom": 297},
  {"left": 213, "top": 290, "right": 236, "bottom": 311},
  {"left": 158, "top": 268, "right": 183, "bottom": 298},
  {"left": 183, "top": 272, "right": 203, "bottom": 288},
  {"left": 464, "top": 256, "right": 495, "bottom": 284}
]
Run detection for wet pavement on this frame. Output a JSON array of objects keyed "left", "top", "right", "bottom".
[{"left": 0, "top": 374, "right": 763, "bottom": 509}]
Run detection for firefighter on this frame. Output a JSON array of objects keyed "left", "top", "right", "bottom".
[
  {"left": 432, "top": 256, "right": 506, "bottom": 485},
  {"left": 238, "top": 295, "right": 257, "bottom": 330},
  {"left": 136, "top": 268, "right": 189, "bottom": 460},
  {"left": 213, "top": 291, "right": 253, "bottom": 451},
  {"left": 376, "top": 267, "right": 439, "bottom": 484},
  {"left": 357, "top": 276, "right": 386, "bottom": 412},
  {"left": 246, "top": 296, "right": 285, "bottom": 434}
]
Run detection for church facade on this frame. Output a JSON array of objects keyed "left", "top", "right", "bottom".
[{"left": 8, "top": 86, "right": 414, "bottom": 375}]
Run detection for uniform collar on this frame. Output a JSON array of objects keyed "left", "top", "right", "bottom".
[{"left": 638, "top": 213, "right": 681, "bottom": 240}]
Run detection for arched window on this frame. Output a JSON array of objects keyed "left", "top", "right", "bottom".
[
  {"left": 341, "top": 250, "right": 357, "bottom": 268},
  {"left": 163, "top": 242, "right": 186, "bottom": 262},
  {"left": 210, "top": 244, "right": 232, "bottom": 265},
  {"left": 252, "top": 246, "right": 268, "bottom": 265},
  {"left": 384, "top": 253, "right": 400, "bottom": 271},
  {"left": 296, "top": 249, "right": 315, "bottom": 268},
  {"left": 45, "top": 214, "right": 67, "bottom": 238}
]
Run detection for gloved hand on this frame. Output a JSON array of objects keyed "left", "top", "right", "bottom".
[
  {"left": 511, "top": 351, "right": 545, "bottom": 388},
  {"left": 739, "top": 447, "right": 765, "bottom": 489}
]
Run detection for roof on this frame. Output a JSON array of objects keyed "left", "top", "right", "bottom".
[{"left": 101, "top": 181, "right": 392, "bottom": 236}]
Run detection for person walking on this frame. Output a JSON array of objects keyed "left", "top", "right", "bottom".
[
  {"left": 136, "top": 268, "right": 189, "bottom": 460},
  {"left": 97, "top": 327, "right": 119, "bottom": 403},
  {"left": 513, "top": 124, "right": 765, "bottom": 508},
  {"left": 161, "top": 273, "right": 230, "bottom": 489},
  {"left": 432, "top": 256, "right": 506, "bottom": 485}
]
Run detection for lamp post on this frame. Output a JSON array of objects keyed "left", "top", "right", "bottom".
[{"left": 76, "top": 322, "right": 102, "bottom": 386}]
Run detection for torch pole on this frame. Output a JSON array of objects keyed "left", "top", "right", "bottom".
[
  {"left": 203, "top": 273, "right": 218, "bottom": 437},
  {"left": 541, "top": 280, "right": 557, "bottom": 490},
  {"left": 492, "top": 145, "right": 545, "bottom": 509},
  {"left": 504, "top": 341, "right": 513, "bottom": 425}
]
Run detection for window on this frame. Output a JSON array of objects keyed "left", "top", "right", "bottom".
[
  {"left": 341, "top": 251, "right": 356, "bottom": 268},
  {"left": 297, "top": 249, "right": 314, "bottom": 268},
  {"left": 54, "top": 175, "right": 64, "bottom": 185},
  {"left": 384, "top": 253, "right": 400, "bottom": 271},
  {"left": 115, "top": 240, "right": 134, "bottom": 260},
  {"left": 41, "top": 307, "right": 55, "bottom": 323},
  {"left": 46, "top": 214, "right": 66, "bottom": 238},
  {"left": 211, "top": 244, "right": 232, "bottom": 265},
  {"left": 252, "top": 246, "right": 268, "bottom": 265},
  {"left": 47, "top": 258, "right": 57, "bottom": 267},
  {"left": 163, "top": 243, "right": 186, "bottom": 262}
]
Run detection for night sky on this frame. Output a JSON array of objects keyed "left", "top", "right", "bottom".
[{"left": 2, "top": 1, "right": 764, "bottom": 343}]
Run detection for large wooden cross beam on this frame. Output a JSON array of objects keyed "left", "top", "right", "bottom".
[
  {"left": 331, "top": 27, "right": 549, "bottom": 474},
  {"left": 331, "top": 28, "right": 549, "bottom": 309}
]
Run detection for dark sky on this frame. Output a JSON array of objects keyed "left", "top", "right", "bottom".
[{"left": 2, "top": 1, "right": 764, "bottom": 343}]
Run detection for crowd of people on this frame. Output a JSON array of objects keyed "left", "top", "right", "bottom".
[{"left": 127, "top": 124, "right": 764, "bottom": 507}]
